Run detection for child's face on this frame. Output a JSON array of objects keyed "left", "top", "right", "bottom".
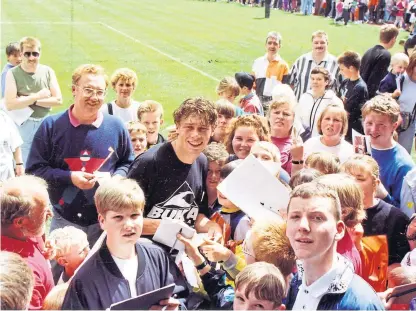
[
  {"left": 234, "top": 283, "right": 282, "bottom": 310},
  {"left": 140, "top": 111, "right": 163, "bottom": 145},
  {"left": 206, "top": 161, "right": 224, "bottom": 191},
  {"left": 232, "top": 126, "right": 260, "bottom": 159},
  {"left": 7, "top": 52, "right": 22, "bottom": 66},
  {"left": 62, "top": 242, "right": 90, "bottom": 272},
  {"left": 344, "top": 167, "right": 377, "bottom": 203},
  {"left": 339, "top": 64, "right": 353, "bottom": 79},
  {"left": 392, "top": 62, "right": 407, "bottom": 75},
  {"left": 220, "top": 91, "right": 236, "bottom": 103},
  {"left": 251, "top": 145, "right": 274, "bottom": 162},
  {"left": 363, "top": 112, "right": 397, "bottom": 149},
  {"left": 217, "top": 178, "right": 237, "bottom": 208},
  {"left": 310, "top": 73, "right": 329, "bottom": 93},
  {"left": 215, "top": 113, "right": 233, "bottom": 137},
  {"left": 98, "top": 208, "right": 143, "bottom": 246},
  {"left": 115, "top": 79, "right": 135, "bottom": 99},
  {"left": 130, "top": 132, "right": 147, "bottom": 156}
]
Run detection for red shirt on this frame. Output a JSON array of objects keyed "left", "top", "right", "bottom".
[
  {"left": 1, "top": 235, "right": 54, "bottom": 310},
  {"left": 396, "top": 1, "right": 405, "bottom": 16},
  {"left": 337, "top": 232, "right": 363, "bottom": 276}
]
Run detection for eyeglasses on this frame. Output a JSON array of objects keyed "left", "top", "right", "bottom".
[
  {"left": 79, "top": 87, "right": 106, "bottom": 99},
  {"left": 23, "top": 51, "right": 40, "bottom": 58}
]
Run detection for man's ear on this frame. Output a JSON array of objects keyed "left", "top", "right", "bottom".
[
  {"left": 160, "top": 118, "right": 164, "bottom": 126},
  {"left": 13, "top": 217, "right": 25, "bottom": 229},
  {"left": 72, "top": 85, "right": 76, "bottom": 97},
  {"left": 335, "top": 220, "right": 345, "bottom": 242}
]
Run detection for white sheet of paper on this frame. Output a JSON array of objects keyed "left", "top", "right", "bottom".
[
  {"left": 263, "top": 76, "right": 281, "bottom": 97},
  {"left": 352, "top": 129, "right": 372, "bottom": 156},
  {"left": 217, "top": 155, "right": 289, "bottom": 220},
  {"left": 180, "top": 253, "right": 199, "bottom": 288},
  {"left": 1, "top": 103, "right": 34, "bottom": 126},
  {"left": 153, "top": 218, "right": 195, "bottom": 251}
]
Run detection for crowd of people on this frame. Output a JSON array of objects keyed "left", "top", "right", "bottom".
[
  {"left": 220, "top": 0, "right": 416, "bottom": 29},
  {"left": 1, "top": 23, "right": 416, "bottom": 311}
]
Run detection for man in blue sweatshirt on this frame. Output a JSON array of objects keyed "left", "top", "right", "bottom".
[{"left": 26, "top": 64, "right": 134, "bottom": 244}]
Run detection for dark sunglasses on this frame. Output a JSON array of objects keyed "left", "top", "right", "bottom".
[{"left": 23, "top": 51, "right": 40, "bottom": 58}]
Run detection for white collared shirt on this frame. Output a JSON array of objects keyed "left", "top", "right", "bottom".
[{"left": 292, "top": 257, "right": 339, "bottom": 311}]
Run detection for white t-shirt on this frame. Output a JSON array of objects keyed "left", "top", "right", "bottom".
[
  {"left": 303, "top": 136, "right": 354, "bottom": 163},
  {"left": 112, "top": 254, "right": 139, "bottom": 297},
  {"left": 0, "top": 110, "right": 23, "bottom": 182},
  {"left": 297, "top": 90, "right": 343, "bottom": 138},
  {"left": 100, "top": 100, "right": 141, "bottom": 123}
]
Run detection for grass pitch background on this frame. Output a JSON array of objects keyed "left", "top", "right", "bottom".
[{"left": 2, "top": 0, "right": 406, "bottom": 127}]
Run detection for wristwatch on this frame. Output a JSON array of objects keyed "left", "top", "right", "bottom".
[
  {"left": 292, "top": 160, "right": 304, "bottom": 165},
  {"left": 195, "top": 260, "right": 209, "bottom": 270}
]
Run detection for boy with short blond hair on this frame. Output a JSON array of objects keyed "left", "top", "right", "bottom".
[
  {"left": 362, "top": 95, "right": 414, "bottom": 207},
  {"left": 379, "top": 52, "right": 409, "bottom": 98},
  {"left": 47, "top": 226, "right": 90, "bottom": 284},
  {"left": 137, "top": 100, "right": 166, "bottom": 148},
  {"left": 126, "top": 121, "right": 148, "bottom": 157},
  {"left": 62, "top": 177, "right": 187, "bottom": 310}
]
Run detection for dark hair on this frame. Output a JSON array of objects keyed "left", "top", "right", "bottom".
[
  {"left": 5, "top": 42, "right": 20, "bottom": 56},
  {"left": 404, "top": 36, "right": 416, "bottom": 56},
  {"left": 406, "top": 51, "right": 416, "bottom": 76},
  {"left": 338, "top": 51, "right": 361, "bottom": 70},
  {"left": 235, "top": 72, "right": 255, "bottom": 90},
  {"left": 173, "top": 97, "right": 217, "bottom": 127},
  {"left": 220, "top": 160, "right": 242, "bottom": 179}
]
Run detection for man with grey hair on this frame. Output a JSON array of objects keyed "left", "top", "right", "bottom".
[
  {"left": 0, "top": 175, "right": 54, "bottom": 310},
  {"left": 288, "top": 30, "right": 341, "bottom": 101},
  {"left": 252, "top": 31, "right": 290, "bottom": 110}
]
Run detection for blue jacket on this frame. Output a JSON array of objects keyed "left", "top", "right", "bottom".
[{"left": 286, "top": 256, "right": 385, "bottom": 310}]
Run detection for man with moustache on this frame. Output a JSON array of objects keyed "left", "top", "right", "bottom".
[
  {"left": 4, "top": 37, "right": 62, "bottom": 165},
  {"left": 252, "top": 31, "right": 290, "bottom": 109},
  {"left": 289, "top": 30, "right": 342, "bottom": 101},
  {"left": 1, "top": 175, "right": 54, "bottom": 310}
]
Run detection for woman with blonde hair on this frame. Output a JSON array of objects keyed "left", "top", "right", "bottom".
[{"left": 303, "top": 104, "right": 354, "bottom": 163}]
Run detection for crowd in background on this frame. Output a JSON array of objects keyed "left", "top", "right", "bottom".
[{"left": 1, "top": 22, "right": 416, "bottom": 311}]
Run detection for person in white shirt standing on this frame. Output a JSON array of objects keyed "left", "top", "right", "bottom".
[
  {"left": 4, "top": 37, "right": 62, "bottom": 165},
  {"left": 101, "top": 68, "right": 141, "bottom": 122}
]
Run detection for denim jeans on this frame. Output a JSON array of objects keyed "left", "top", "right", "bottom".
[{"left": 19, "top": 117, "right": 45, "bottom": 165}]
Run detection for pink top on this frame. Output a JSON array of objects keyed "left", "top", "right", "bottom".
[
  {"left": 337, "top": 232, "right": 363, "bottom": 276},
  {"left": 271, "top": 136, "right": 293, "bottom": 175}
]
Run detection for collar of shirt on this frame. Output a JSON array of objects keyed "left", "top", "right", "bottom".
[
  {"left": 263, "top": 53, "right": 282, "bottom": 62},
  {"left": 68, "top": 104, "right": 104, "bottom": 128},
  {"left": 305, "top": 52, "right": 331, "bottom": 65},
  {"left": 297, "top": 254, "right": 354, "bottom": 296}
]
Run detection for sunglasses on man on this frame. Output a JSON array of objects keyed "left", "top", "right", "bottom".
[{"left": 23, "top": 51, "right": 40, "bottom": 58}]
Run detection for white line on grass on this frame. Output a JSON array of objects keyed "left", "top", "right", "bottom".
[
  {"left": 0, "top": 21, "right": 99, "bottom": 24},
  {"left": 98, "top": 22, "right": 220, "bottom": 82}
]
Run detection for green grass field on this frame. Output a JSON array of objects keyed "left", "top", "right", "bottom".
[{"left": 1, "top": 0, "right": 407, "bottom": 128}]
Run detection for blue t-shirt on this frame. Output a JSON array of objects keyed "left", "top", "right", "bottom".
[
  {"left": 372, "top": 143, "right": 415, "bottom": 207},
  {"left": 1, "top": 63, "right": 14, "bottom": 98}
]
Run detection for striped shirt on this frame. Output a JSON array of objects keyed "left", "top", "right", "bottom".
[{"left": 289, "top": 52, "right": 342, "bottom": 100}]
